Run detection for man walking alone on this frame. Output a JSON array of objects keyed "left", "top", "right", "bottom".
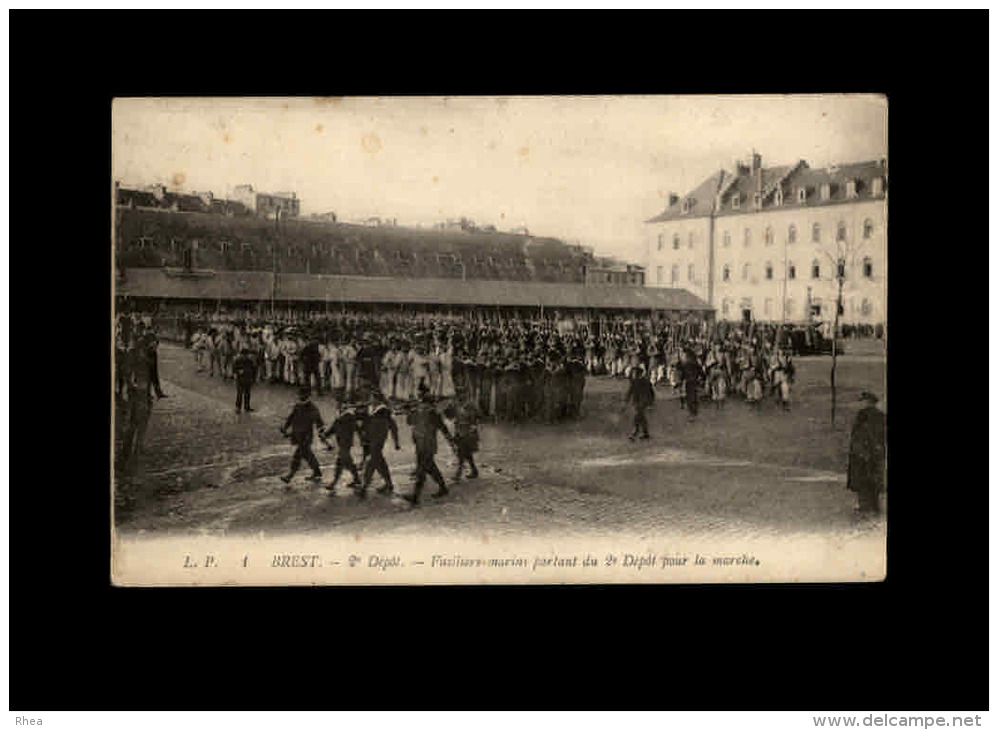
[{"left": 624, "top": 364, "right": 654, "bottom": 440}]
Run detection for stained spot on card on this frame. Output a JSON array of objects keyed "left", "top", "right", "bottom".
[
  {"left": 362, "top": 133, "right": 382, "bottom": 154},
  {"left": 172, "top": 172, "right": 186, "bottom": 187}
]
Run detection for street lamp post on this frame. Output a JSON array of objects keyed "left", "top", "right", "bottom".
[
  {"left": 272, "top": 206, "right": 280, "bottom": 318},
  {"left": 830, "top": 257, "right": 845, "bottom": 426}
]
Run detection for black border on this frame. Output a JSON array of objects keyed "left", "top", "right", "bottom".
[{"left": 10, "top": 10, "right": 986, "bottom": 711}]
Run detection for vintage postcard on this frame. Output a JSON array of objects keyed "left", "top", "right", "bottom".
[{"left": 111, "top": 95, "right": 887, "bottom": 585}]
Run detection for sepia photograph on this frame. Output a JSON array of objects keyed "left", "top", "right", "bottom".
[{"left": 110, "top": 95, "right": 887, "bottom": 585}]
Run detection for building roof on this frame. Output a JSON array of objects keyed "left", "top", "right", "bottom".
[
  {"left": 646, "top": 170, "right": 727, "bottom": 223},
  {"left": 116, "top": 268, "right": 712, "bottom": 311},
  {"left": 646, "top": 157, "right": 887, "bottom": 223}
]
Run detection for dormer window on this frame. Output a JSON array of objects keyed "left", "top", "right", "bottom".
[
  {"left": 731, "top": 194, "right": 740, "bottom": 210},
  {"left": 846, "top": 180, "right": 857, "bottom": 198},
  {"left": 872, "top": 177, "right": 883, "bottom": 196},
  {"left": 820, "top": 183, "right": 831, "bottom": 200},
  {"left": 774, "top": 188, "right": 784, "bottom": 206},
  {"left": 682, "top": 198, "right": 695, "bottom": 214},
  {"left": 797, "top": 187, "right": 807, "bottom": 204}
]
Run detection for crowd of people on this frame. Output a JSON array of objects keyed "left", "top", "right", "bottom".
[
  {"left": 165, "top": 311, "right": 812, "bottom": 419},
  {"left": 183, "top": 312, "right": 590, "bottom": 424}
]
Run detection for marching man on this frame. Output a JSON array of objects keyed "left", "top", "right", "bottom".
[{"left": 279, "top": 386, "right": 325, "bottom": 487}]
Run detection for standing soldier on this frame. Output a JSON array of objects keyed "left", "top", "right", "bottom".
[
  {"left": 381, "top": 340, "right": 401, "bottom": 400},
  {"left": 301, "top": 335, "right": 323, "bottom": 396},
  {"left": 404, "top": 383, "right": 454, "bottom": 506},
  {"left": 342, "top": 336, "right": 358, "bottom": 401},
  {"left": 220, "top": 330, "right": 235, "bottom": 380},
  {"left": 120, "top": 327, "right": 156, "bottom": 469},
  {"left": 322, "top": 403, "right": 362, "bottom": 492},
  {"left": 282, "top": 330, "right": 300, "bottom": 385},
  {"left": 449, "top": 397, "right": 481, "bottom": 482},
  {"left": 264, "top": 330, "right": 281, "bottom": 384},
  {"left": 208, "top": 328, "right": 222, "bottom": 378},
  {"left": 847, "top": 392, "right": 887, "bottom": 515},
  {"left": 232, "top": 347, "right": 258, "bottom": 413},
  {"left": 360, "top": 394, "right": 402, "bottom": 499},
  {"left": 680, "top": 349, "right": 703, "bottom": 418},
  {"left": 624, "top": 364, "right": 655, "bottom": 440},
  {"left": 279, "top": 386, "right": 325, "bottom": 487}
]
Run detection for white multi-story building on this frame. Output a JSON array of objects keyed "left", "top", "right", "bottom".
[{"left": 645, "top": 153, "right": 887, "bottom": 327}]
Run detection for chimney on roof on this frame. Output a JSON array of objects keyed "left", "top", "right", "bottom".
[
  {"left": 668, "top": 192, "right": 679, "bottom": 207},
  {"left": 751, "top": 151, "right": 762, "bottom": 173}
]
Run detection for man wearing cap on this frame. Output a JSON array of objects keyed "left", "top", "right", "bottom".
[
  {"left": 322, "top": 402, "right": 362, "bottom": 491},
  {"left": 847, "top": 391, "right": 887, "bottom": 515},
  {"left": 624, "top": 364, "right": 654, "bottom": 440},
  {"left": 359, "top": 394, "right": 402, "bottom": 499},
  {"left": 404, "top": 383, "right": 454, "bottom": 506},
  {"left": 279, "top": 386, "right": 325, "bottom": 486},
  {"left": 301, "top": 335, "right": 323, "bottom": 396},
  {"left": 448, "top": 396, "right": 481, "bottom": 482},
  {"left": 232, "top": 347, "right": 258, "bottom": 413}
]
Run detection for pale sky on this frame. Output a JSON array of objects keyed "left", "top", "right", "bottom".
[{"left": 112, "top": 95, "right": 887, "bottom": 263}]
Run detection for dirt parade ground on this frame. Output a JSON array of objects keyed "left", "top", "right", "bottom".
[{"left": 113, "top": 340, "right": 886, "bottom": 554}]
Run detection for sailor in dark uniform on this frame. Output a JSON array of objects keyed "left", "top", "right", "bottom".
[
  {"left": 279, "top": 386, "right": 325, "bottom": 486},
  {"left": 359, "top": 394, "right": 401, "bottom": 499},
  {"left": 404, "top": 383, "right": 454, "bottom": 506},
  {"left": 322, "top": 403, "right": 362, "bottom": 491}
]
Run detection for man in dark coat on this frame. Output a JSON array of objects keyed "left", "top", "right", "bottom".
[
  {"left": 679, "top": 349, "right": 703, "bottom": 418},
  {"left": 300, "top": 336, "right": 323, "bottom": 395},
  {"left": 279, "top": 386, "right": 325, "bottom": 486},
  {"left": 232, "top": 347, "right": 258, "bottom": 413},
  {"left": 359, "top": 395, "right": 401, "bottom": 499},
  {"left": 404, "top": 383, "right": 453, "bottom": 506},
  {"left": 142, "top": 327, "right": 168, "bottom": 399},
  {"left": 847, "top": 391, "right": 887, "bottom": 515},
  {"left": 449, "top": 397, "right": 481, "bottom": 482},
  {"left": 624, "top": 364, "right": 655, "bottom": 440},
  {"left": 322, "top": 403, "right": 362, "bottom": 490}
]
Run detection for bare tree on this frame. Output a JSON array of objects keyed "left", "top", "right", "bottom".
[{"left": 822, "top": 222, "right": 875, "bottom": 426}]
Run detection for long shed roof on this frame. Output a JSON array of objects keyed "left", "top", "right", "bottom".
[{"left": 116, "top": 268, "right": 712, "bottom": 311}]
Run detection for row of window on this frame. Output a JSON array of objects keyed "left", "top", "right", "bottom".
[
  {"left": 719, "top": 258, "right": 875, "bottom": 282},
  {"left": 657, "top": 219, "right": 876, "bottom": 252},
  {"left": 654, "top": 258, "right": 875, "bottom": 285},
  {"left": 720, "top": 297, "right": 875, "bottom": 317},
  {"left": 696, "top": 178, "right": 883, "bottom": 216}
]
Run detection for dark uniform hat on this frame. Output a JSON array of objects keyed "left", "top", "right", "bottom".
[
  {"left": 859, "top": 391, "right": 879, "bottom": 404},
  {"left": 298, "top": 385, "right": 312, "bottom": 399}
]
